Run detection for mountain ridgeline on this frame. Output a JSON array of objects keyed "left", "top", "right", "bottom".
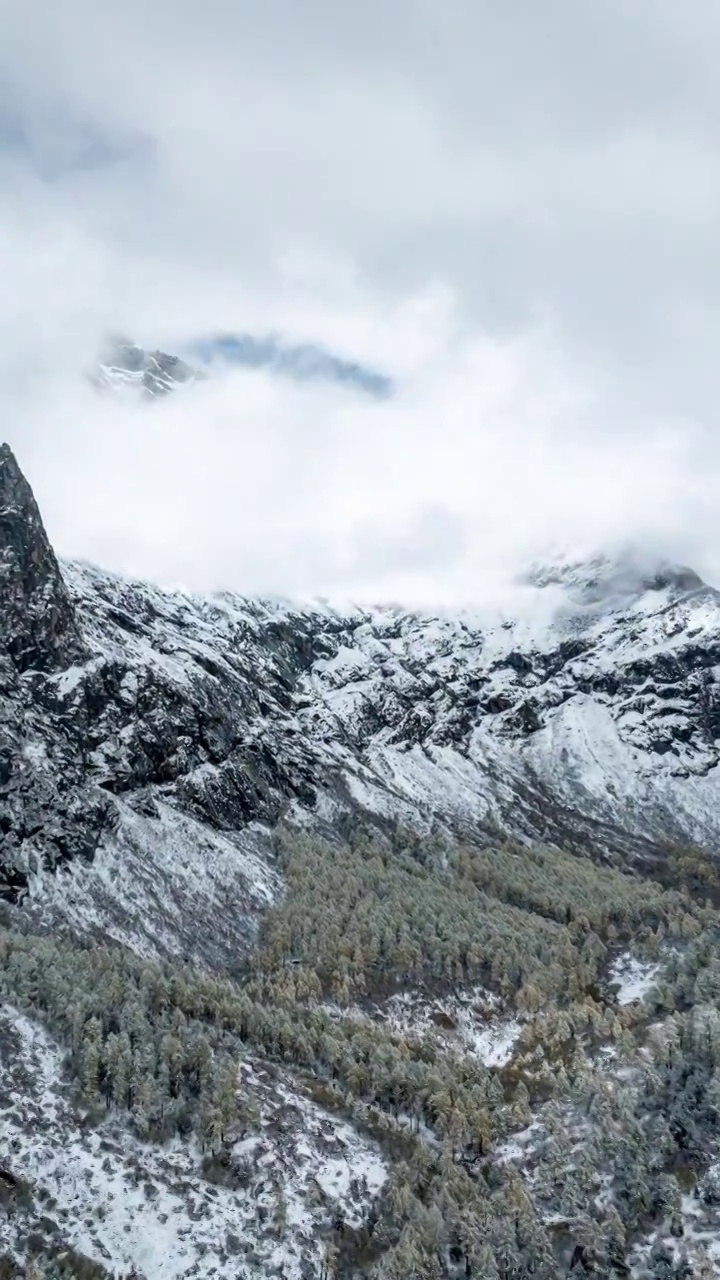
[
  {"left": 92, "top": 333, "right": 394, "bottom": 399},
  {"left": 2, "top": 441, "right": 720, "bottom": 1279},
  {"left": 2, "top": 442, "right": 720, "bottom": 921}
]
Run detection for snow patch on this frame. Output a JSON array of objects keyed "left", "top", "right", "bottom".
[
  {"left": 609, "top": 954, "right": 661, "bottom": 1007},
  {"left": 379, "top": 987, "right": 522, "bottom": 1069}
]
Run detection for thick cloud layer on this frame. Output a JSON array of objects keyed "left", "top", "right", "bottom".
[{"left": 1, "top": 1, "right": 719, "bottom": 602}]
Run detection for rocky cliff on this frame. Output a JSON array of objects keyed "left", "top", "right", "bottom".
[{"left": 3, "top": 444, "right": 720, "bottom": 961}]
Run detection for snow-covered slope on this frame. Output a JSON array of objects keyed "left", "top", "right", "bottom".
[
  {"left": 0, "top": 1004, "right": 386, "bottom": 1280},
  {"left": 8, "top": 443, "right": 720, "bottom": 1278},
  {"left": 3, "top": 443, "right": 720, "bottom": 958}
]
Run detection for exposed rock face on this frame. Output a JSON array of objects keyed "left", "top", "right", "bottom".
[
  {"left": 91, "top": 337, "right": 201, "bottom": 397},
  {"left": 0, "top": 445, "right": 112, "bottom": 899},
  {"left": 3, "top": 447, "right": 720, "bottom": 958},
  {"left": 0, "top": 444, "right": 86, "bottom": 674}
]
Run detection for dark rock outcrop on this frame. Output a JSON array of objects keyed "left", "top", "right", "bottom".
[{"left": 0, "top": 444, "right": 86, "bottom": 674}]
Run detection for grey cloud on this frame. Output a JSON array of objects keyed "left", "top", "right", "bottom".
[{"left": 2, "top": 1, "right": 720, "bottom": 599}]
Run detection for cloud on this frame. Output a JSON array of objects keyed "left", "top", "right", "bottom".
[
  {"left": 7, "top": 297, "right": 714, "bottom": 608},
  {"left": 189, "top": 334, "right": 394, "bottom": 399},
  {"left": 2, "top": 1, "right": 720, "bottom": 604}
]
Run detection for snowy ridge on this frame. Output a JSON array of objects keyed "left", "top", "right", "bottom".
[{"left": 7, "top": 543, "right": 720, "bottom": 954}]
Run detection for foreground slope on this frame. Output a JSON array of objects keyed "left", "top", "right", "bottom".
[{"left": 0, "top": 1003, "right": 385, "bottom": 1280}]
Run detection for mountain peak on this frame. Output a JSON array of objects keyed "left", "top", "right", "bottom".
[
  {"left": 0, "top": 443, "right": 86, "bottom": 673},
  {"left": 92, "top": 336, "right": 200, "bottom": 397},
  {"left": 523, "top": 550, "right": 706, "bottom": 608},
  {"left": 90, "top": 331, "right": 394, "bottom": 400}
]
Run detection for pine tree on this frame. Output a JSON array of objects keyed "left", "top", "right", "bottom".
[{"left": 81, "top": 1019, "right": 103, "bottom": 1100}]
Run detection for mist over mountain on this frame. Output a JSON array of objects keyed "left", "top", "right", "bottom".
[
  {"left": 90, "top": 333, "right": 393, "bottom": 400},
  {"left": 5, "top": 1, "right": 720, "bottom": 1275},
  {"left": 190, "top": 333, "right": 395, "bottom": 398}
]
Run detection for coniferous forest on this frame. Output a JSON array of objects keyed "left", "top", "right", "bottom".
[{"left": 3, "top": 826, "right": 720, "bottom": 1278}]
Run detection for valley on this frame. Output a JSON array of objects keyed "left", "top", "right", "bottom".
[{"left": 3, "top": 442, "right": 720, "bottom": 1277}]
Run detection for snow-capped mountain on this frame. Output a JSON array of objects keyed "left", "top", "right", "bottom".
[
  {"left": 90, "top": 337, "right": 201, "bottom": 397},
  {"left": 8, "top": 441, "right": 720, "bottom": 1279},
  {"left": 2, "top": 441, "right": 720, "bottom": 961},
  {"left": 89, "top": 333, "right": 393, "bottom": 400}
]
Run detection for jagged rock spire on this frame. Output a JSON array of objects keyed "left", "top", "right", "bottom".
[{"left": 0, "top": 443, "right": 86, "bottom": 673}]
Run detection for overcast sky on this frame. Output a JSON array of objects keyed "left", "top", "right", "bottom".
[{"left": 2, "top": 1, "right": 720, "bottom": 603}]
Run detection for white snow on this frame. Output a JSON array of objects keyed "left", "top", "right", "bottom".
[
  {"left": 495, "top": 1121, "right": 544, "bottom": 1165},
  {"left": 26, "top": 799, "right": 280, "bottom": 967},
  {"left": 21, "top": 739, "right": 48, "bottom": 766},
  {"left": 465, "top": 1019, "right": 524, "bottom": 1068},
  {"left": 49, "top": 545, "right": 720, "bottom": 886},
  {"left": 52, "top": 664, "right": 90, "bottom": 698},
  {"left": 377, "top": 987, "right": 522, "bottom": 1069},
  {"left": 0, "top": 1005, "right": 386, "bottom": 1280},
  {"left": 629, "top": 1187, "right": 720, "bottom": 1276},
  {"left": 609, "top": 953, "right": 661, "bottom": 1006}
]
